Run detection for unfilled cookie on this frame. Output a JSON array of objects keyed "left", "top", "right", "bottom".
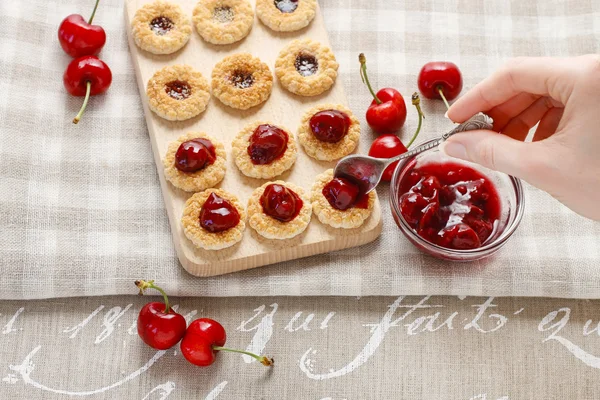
[
  {"left": 131, "top": 1, "right": 192, "bottom": 54},
  {"left": 298, "top": 103, "right": 360, "bottom": 161},
  {"left": 231, "top": 121, "right": 297, "bottom": 179},
  {"left": 193, "top": 0, "right": 254, "bottom": 45},
  {"left": 163, "top": 132, "right": 226, "bottom": 192},
  {"left": 311, "top": 169, "right": 375, "bottom": 229},
  {"left": 211, "top": 53, "right": 273, "bottom": 110},
  {"left": 275, "top": 39, "right": 338, "bottom": 96},
  {"left": 256, "top": 0, "right": 316, "bottom": 32},
  {"left": 248, "top": 181, "right": 312, "bottom": 240},
  {"left": 182, "top": 189, "right": 246, "bottom": 250},
  {"left": 147, "top": 64, "right": 210, "bottom": 121}
]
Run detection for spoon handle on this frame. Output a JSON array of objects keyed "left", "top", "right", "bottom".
[{"left": 389, "top": 112, "right": 494, "bottom": 165}]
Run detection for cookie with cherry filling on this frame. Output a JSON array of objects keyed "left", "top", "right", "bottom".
[
  {"left": 256, "top": 0, "right": 316, "bottom": 32},
  {"left": 132, "top": 1, "right": 192, "bottom": 54},
  {"left": 193, "top": 0, "right": 254, "bottom": 45}
]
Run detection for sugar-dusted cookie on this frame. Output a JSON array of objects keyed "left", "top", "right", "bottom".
[
  {"left": 297, "top": 103, "right": 360, "bottom": 161},
  {"left": 192, "top": 0, "right": 254, "bottom": 45},
  {"left": 275, "top": 39, "right": 338, "bottom": 96},
  {"left": 163, "top": 132, "right": 226, "bottom": 192},
  {"left": 147, "top": 65, "right": 210, "bottom": 121},
  {"left": 248, "top": 181, "right": 311, "bottom": 240},
  {"left": 131, "top": 1, "right": 192, "bottom": 54},
  {"left": 212, "top": 53, "right": 273, "bottom": 110},
  {"left": 256, "top": 0, "right": 316, "bottom": 32},
  {"left": 182, "top": 189, "right": 246, "bottom": 250},
  {"left": 231, "top": 121, "right": 297, "bottom": 179},
  {"left": 311, "top": 169, "right": 375, "bottom": 229}
]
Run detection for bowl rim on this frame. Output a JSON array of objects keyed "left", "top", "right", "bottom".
[{"left": 389, "top": 138, "right": 526, "bottom": 254}]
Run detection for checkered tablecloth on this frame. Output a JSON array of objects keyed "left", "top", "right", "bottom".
[{"left": 1, "top": 0, "right": 599, "bottom": 299}]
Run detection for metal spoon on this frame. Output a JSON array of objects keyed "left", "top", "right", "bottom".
[{"left": 333, "top": 112, "right": 494, "bottom": 194}]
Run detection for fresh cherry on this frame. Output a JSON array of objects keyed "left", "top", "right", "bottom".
[
  {"left": 63, "top": 55, "right": 112, "bottom": 124},
  {"left": 199, "top": 193, "right": 240, "bottom": 233},
  {"left": 135, "top": 280, "right": 187, "bottom": 350},
  {"left": 58, "top": 0, "right": 106, "bottom": 58},
  {"left": 309, "top": 110, "right": 351, "bottom": 143},
  {"left": 247, "top": 124, "right": 288, "bottom": 165},
  {"left": 367, "top": 93, "right": 425, "bottom": 182},
  {"left": 417, "top": 61, "right": 463, "bottom": 109},
  {"left": 359, "top": 53, "right": 407, "bottom": 133},
  {"left": 181, "top": 318, "right": 273, "bottom": 367},
  {"left": 175, "top": 138, "right": 216, "bottom": 172},
  {"left": 260, "top": 184, "right": 303, "bottom": 222},
  {"left": 322, "top": 177, "right": 368, "bottom": 211}
]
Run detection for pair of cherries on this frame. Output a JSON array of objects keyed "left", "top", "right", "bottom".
[
  {"left": 59, "top": 0, "right": 112, "bottom": 124},
  {"left": 136, "top": 280, "right": 273, "bottom": 367}
]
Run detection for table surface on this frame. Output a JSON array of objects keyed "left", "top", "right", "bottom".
[{"left": 1, "top": 295, "right": 600, "bottom": 399}]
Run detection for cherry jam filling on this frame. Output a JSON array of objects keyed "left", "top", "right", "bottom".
[
  {"left": 260, "top": 184, "right": 303, "bottom": 222},
  {"left": 199, "top": 193, "right": 240, "bottom": 233},
  {"left": 213, "top": 6, "right": 234, "bottom": 23},
  {"left": 247, "top": 124, "right": 288, "bottom": 165},
  {"left": 150, "top": 16, "right": 174, "bottom": 35},
  {"left": 165, "top": 80, "right": 191, "bottom": 100},
  {"left": 175, "top": 138, "right": 216, "bottom": 173},
  {"left": 309, "top": 110, "right": 351, "bottom": 143},
  {"left": 274, "top": 0, "right": 299, "bottom": 13},
  {"left": 323, "top": 177, "right": 369, "bottom": 211},
  {"left": 230, "top": 71, "right": 254, "bottom": 89},
  {"left": 295, "top": 53, "right": 318, "bottom": 77},
  {"left": 397, "top": 161, "right": 501, "bottom": 250}
]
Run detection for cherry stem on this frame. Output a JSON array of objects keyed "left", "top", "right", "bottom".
[
  {"left": 73, "top": 81, "right": 91, "bottom": 124},
  {"left": 437, "top": 86, "right": 451, "bottom": 110},
  {"left": 88, "top": 0, "right": 101, "bottom": 24},
  {"left": 135, "top": 280, "right": 171, "bottom": 314},
  {"left": 212, "top": 346, "right": 274, "bottom": 367},
  {"left": 358, "top": 53, "right": 382, "bottom": 105},
  {"left": 406, "top": 92, "right": 424, "bottom": 149}
]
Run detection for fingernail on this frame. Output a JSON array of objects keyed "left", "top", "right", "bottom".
[
  {"left": 440, "top": 141, "right": 467, "bottom": 160},
  {"left": 444, "top": 110, "right": 449, "bottom": 119}
]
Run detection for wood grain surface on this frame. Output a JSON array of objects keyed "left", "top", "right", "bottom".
[{"left": 124, "top": 0, "right": 382, "bottom": 277}]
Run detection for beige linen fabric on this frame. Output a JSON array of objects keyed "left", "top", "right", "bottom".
[
  {"left": 1, "top": 295, "right": 600, "bottom": 399},
  {"left": 0, "top": 0, "right": 599, "bottom": 299}
]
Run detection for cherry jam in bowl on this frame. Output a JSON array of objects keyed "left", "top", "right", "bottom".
[{"left": 390, "top": 140, "right": 525, "bottom": 261}]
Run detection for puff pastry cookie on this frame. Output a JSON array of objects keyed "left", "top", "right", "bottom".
[
  {"left": 311, "top": 170, "right": 375, "bottom": 229},
  {"left": 163, "top": 132, "right": 226, "bottom": 192},
  {"left": 147, "top": 64, "right": 210, "bottom": 121},
  {"left": 256, "top": 0, "right": 316, "bottom": 32},
  {"left": 232, "top": 121, "right": 297, "bottom": 179},
  {"left": 182, "top": 189, "right": 246, "bottom": 250},
  {"left": 298, "top": 103, "right": 360, "bottom": 161},
  {"left": 212, "top": 53, "right": 273, "bottom": 109},
  {"left": 193, "top": 0, "right": 254, "bottom": 45},
  {"left": 131, "top": 1, "right": 192, "bottom": 54},
  {"left": 248, "top": 181, "right": 311, "bottom": 239},
  {"left": 275, "top": 39, "right": 338, "bottom": 96}
]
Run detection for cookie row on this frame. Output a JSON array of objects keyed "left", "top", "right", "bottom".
[
  {"left": 132, "top": 0, "right": 317, "bottom": 53},
  {"left": 182, "top": 173, "right": 376, "bottom": 250}
]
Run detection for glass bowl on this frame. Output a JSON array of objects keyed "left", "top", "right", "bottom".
[{"left": 390, "top": 139, "right": 525, "bottom": 261}]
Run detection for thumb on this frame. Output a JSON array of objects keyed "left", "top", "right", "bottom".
[{"left": 439, "top": 130, "right": 551, "bottom": 187}]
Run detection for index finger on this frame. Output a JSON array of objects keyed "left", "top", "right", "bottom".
[{"left": 447, "top": 56, "right": 573, "bottom": 123}]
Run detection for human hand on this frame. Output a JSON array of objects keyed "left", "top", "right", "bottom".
[{"left": 441, "top": 55, "right": 600, "bottom": 221}]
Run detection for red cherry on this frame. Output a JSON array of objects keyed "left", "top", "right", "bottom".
[
  {"left": 309, "top": 110, "right": 351, "bottom": 143},
  {"left": 418, "top": 202, "right": 441, "bottom": 231},
  {"left": 247, "top": 124, "right": 288, "bottom": 165},
  {"left": 437, "top": 223, "right": 481, "bottom": 250},
  {"left": 368, "top": 135, "right": 408, "bottom": 182},
  {"left": 58, "top": 14, "right": 106, "bottom": 58},
  {"left": 417, "top": 61, "right": 463, "bottom": 106},
  {"left": 414, "top": 176, "right": 441, "bottom": 199},
  {"left": 199, "top": 193, "right": 240, "bottom": 233},
  {"left": 63, "top": 55, "right": 112, "bottom": 124},
  {"left": 175, "top": 138, "right": 216, "bottom": 173},
  {"left": 135, "top": 280, "right": 187, "bottom": 350},
  {"left": 260, "top": 184, "right": 303, "bottom": 222},
  {"left": 322, "top": 177, "right": 369, "bottom": 211},
  {"left": 181, "top": 318, "right": 273, "bottom": 368},
  {"left": 399, "top": 192, "right": 429, "bottom": 226}
]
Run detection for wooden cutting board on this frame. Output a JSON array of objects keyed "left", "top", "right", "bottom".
[{"left": 124, "top": 0, "right": 382, "bottom": 277}]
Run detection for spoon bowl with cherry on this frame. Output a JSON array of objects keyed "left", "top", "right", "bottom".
[{"left": 333, "top": 113, "right": 493, "bottom": 195}]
